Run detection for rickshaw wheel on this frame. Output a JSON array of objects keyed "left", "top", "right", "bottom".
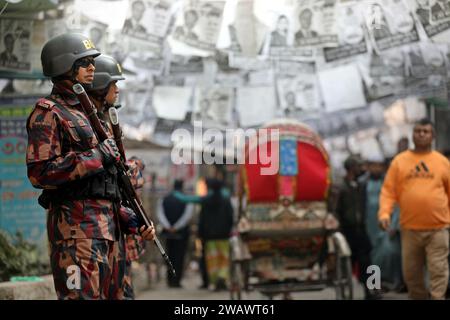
[
  {"left": 334, "top": 249, "right": 353, "bottom": 300},
  {"left": 229, "top": 261, "right": 244, "bottom": 300}
]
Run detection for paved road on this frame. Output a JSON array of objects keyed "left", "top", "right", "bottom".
[{"left": 136, "top": 267, "right": 407, "bottom": 300}]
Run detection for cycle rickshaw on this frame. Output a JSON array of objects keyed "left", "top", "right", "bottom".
[{"left": 229, "top": 119, "right": 353, "bottom": 300}]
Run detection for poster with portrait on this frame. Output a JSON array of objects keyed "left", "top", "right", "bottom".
[
  {"left": 323, "top": 1, "right": 368, "bottom": 63},
  {"left": 122, "top": 0, "right": 177, "bottom": 45},
  {"left": 83, "top": 20, "right": 108, "bottom": 51},
  {"left": 118, "top": 87, "right": 155, "bottom": 127},
  {"left": 122, "top": 36, "right": 165, "bottom": 74},
  {"left": 429, "top": 0, "right": 450, "bottom": 24},
  {"left": 193, "top": 86, "right": 234, "bottom": 129},
  {"left": 255, "top": 0, "right": 315, "bottom": 61},
  {"left": 171, "top": 1, "right": 226, "bottom": 52},
  {"left": 276, "top": 74, "right": 321, "bottom": 119},
  {"left": 361, "top": 50, "right": 406, "bottom": 101},
  {"left": 408, "top": 0, "right": 450, "bottom": 41},
  {"left": 0, "top": 19, "right": 32, "bottom": 72},
  {"left": 403, "top": 42, "right": 448, "bottom": 99},
  {"left": 364, "top": 0, "right": 419, "bottom": 53},
  {"left": 291, "top": 0, "right": 339, "bottom": 48}
]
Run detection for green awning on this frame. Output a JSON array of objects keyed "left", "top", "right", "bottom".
[
  {"left": 0, "top": 0, "right": 59, "bottom": 13},
  {"left": 425, "top": 97, "right": 449, "bottom": 109},
  {"left": 0, "top": 70, "right": 46, "bottom": 80}
]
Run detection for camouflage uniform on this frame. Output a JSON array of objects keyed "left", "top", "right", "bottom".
[
  {"left": 26, "top": 82, "right": 139, "bottom": 299},
  {"left": 121, "top": 158, "right": 146, "bottom": 299}
]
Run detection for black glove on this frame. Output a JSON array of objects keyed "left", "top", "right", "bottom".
[{"left": 96, "top": 138, "right": 121, "bottom": 166}]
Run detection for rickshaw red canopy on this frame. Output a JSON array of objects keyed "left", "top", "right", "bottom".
[{"left": 242, "top": 120, "right": 330, "bottom": 203}]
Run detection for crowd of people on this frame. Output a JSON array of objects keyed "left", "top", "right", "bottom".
[{"left": 334, "top": 119, "right": 450, "bottom": 300}]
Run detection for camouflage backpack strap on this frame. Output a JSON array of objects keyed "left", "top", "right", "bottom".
[{"left": 44, "top": 96, "right": 92, "bottom": 150}]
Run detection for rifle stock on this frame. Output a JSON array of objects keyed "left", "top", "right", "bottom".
[{"left": 72, "top": 83, "right": 176, "bottom": 276}]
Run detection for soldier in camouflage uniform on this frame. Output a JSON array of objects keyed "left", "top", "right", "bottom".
[
  {"left": 26, "top": 33, "right": 155, "bottom": 300},
  {"left": 86, "top": 55, "right": 146, "bottom": 299}
]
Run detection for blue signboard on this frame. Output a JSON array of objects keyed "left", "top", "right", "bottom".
[{"left": 0, "top": 99, "right": 46, "bottom": 250}]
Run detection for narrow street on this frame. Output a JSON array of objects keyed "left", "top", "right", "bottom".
[{"left": 136, "top": 265, "right": 408, "bottom": 300}]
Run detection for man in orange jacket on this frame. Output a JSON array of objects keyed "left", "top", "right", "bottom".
[{"left": 378, "top": 118, "right": 450, "bottom": 299}]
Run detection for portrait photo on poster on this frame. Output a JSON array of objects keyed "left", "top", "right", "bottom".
[{"left": 0, "top": 19, "right": 32, "bottom": 72}]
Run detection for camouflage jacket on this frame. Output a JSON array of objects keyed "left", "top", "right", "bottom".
[
  {"left": 124, "top": 158, "right": 145, "bottom": 261},
  {"left": 26, "top": 82, "right": 138, "bottom": 242}
]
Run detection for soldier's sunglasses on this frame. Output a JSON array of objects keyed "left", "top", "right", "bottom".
[{"left": 76, "top": 57, "right": 96, "bottom": 68}]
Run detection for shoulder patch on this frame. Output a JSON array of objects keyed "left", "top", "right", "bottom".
[{"left": 35, "top": 98, "right": 56, "bottom": 110}]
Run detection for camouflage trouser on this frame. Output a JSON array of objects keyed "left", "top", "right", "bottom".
[
  {"left": 122, "top": 258, "right": 135, "bottom": 300},
  {"left": 49, "top": 238, "right": 125, "bottom": 300}
]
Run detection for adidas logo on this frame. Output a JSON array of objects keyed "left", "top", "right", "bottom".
[{"left": 406, "top": 161, "right": 434, "bottom": 179}]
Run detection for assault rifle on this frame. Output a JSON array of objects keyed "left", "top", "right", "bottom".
[{"left": 72, "top": 83, "right": 176, "bottom": 276}]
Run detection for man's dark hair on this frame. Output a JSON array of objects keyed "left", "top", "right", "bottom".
[
  {"left": 344, "top": 155, "right": 363, "bottom": 171},
  {"left": 415, "top": 118, "right": 434, "bottom": 127},
  {"left": 414, "top": 118, "right": 435, "bottom": 133},
  {"left": 173, "top": 179, "right": 183, "bottom": 191}
]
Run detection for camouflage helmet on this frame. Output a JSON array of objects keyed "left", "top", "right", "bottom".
[
  {"left": 41, "top": 33, "right": 100, "bottom": 77},
  {"left": 88, "top": 55, "right": 125, "bottom": 91}
]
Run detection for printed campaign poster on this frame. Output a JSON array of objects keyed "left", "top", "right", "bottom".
[
  {"left": 122, "top": 36, "right": 166, "bottom": 74},
  {"left": 255, "top": 0, "right": 315, "bottom": 61},
  {"left": 324, "top": 0, "right": 368, "bottom": 63},
  {"left": 361, "top": 49, "right": 406, "bottom": 101},
  {"left": 403, "top": 42, "right": 448, "bottom": 99},
  {"left": 0, "top": 19, "right": 33, "bottom": 72},
  {"left": 171, "top": 1, "right": 226, "bottom": 52},
  {"left": 193, "top": 86, "right": 234, "bottom": 129},
  {"left": 122, "top": 0, "right": 177, "bottom": 45},
  {"left": 84, "top": 20, "right": 108, "bottom": 51},
  {"left": 408, "top": 0, "right": 450, "bottom": 41},
  {"left": 276, "top": 73, "right": 322, "bottom": 118},
  {"left": 429, "top": 0, "right": 450, "bottom": 24},
  {"left": 364, "top": 0, "right": 419, "bottom": 53},
  {"left": 118, "top": 86, "right": 155, "bottom": 127},
  {"left": 291, "top": 0, "right": 339, "bottom": 48}
]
